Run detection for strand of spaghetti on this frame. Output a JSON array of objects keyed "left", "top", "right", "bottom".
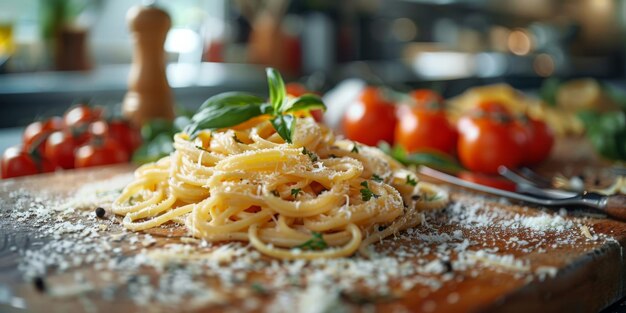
[
  {"left": 248, "top": 223, "right": 362, "bottom": 260},
  {"left": 124, "top": 193, "right": 176, "bottom": 221},
  {"left": 358, "top": 210, "right": 424, "bottom": 257},
  {"left": 123, "top": 202, "right": 193, "bottom": 231},
  {"left": 112, "top": 179, "right": 163, "bottom": 215},
  {"left": 414, "top": 182, "right": 449, "bottom": 211}
]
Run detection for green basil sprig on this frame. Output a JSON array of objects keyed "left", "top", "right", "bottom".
[
  {"left": 185, "top": 68, "right": 326, "bottom": 144},
  {"left": 378, "top": 142, "right": 464, "bottom": 174}
]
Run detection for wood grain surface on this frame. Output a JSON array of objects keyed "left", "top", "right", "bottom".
[{"left": 0, "top": 138, "right": 624, "bottom": 313}]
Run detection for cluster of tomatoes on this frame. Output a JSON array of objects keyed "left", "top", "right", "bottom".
[
  {"left": 342, "top": 87, "right": 554, "bottom": 180},
  {"left": 1, "top": 104, "right": 142, "bottom": 179}
]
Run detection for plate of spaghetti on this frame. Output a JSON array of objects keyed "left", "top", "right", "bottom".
[{"left": 112, "top": 68, "right": 448, "bottom": 259}]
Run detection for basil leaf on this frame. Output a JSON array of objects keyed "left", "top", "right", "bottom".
[
  {"left": 284, "top": 94, "right": 327, "bottom": 113},
  {"left": 266, "top": 67, "right": 286, "bottom": 113},
  {"left": 132, "top": 133, "right": 174, "bottom": 164},
  {"left": 199, "top": 92, "right": 265, "bottom": 111},
  {"left": 539, "top": 77, "right": 560, "bottom": 107},
  {"left": 403, "top": 152, "right": 464, "bottom": 174},
  {"left": 270, "top": 114, "right": 296, "bottom": 143},
  {"left": 186, "top": 102, "right": 263, "bottom": 137},
  {"left": 379, "top": 143, "right": 463, "bottom": 174},
  {"left": 582, "top": 110, "right": 626, "bottom": 160},
  {"left": 141, "top": 119, "right": 176, "bottom": 141},
  {"left": 260, "top": 102, "right": 274, "bottom": 115}
]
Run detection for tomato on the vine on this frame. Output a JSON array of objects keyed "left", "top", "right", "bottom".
[
  {"left": 44, "top": 131, "right": 79, "bottom": 169},
  {"left": 395, "top": 90, "right": 457, "bottom": 155},
  {"left": 518, "top": 117, "right": 554, "bottom": 165},
  {"left": 23, "top": 117, "right": 64, "bottom": 153},
  {"left": 409, "top": 89, "right": 444, "bottom": 110},
  {"left": 342, "top": 86, "right": 397, "bottom": 146},
  {"left": 107, "top": 119, "right": 142, "bottom": 155},
  {"left": 474, "top": 101, "right": 512, "bottom": 115},
  {"left": 74, "top": 137, "right": 129, "bottom": 168},
  {"left": 457, "top": 103, "right": 524, "bottom": 174},
  {"left": 285, "top": 83, "right": 308, "bottom": 97},
  {"left": 64, "top": 103, "right": 101, "bottom": 129},
  {"left": 1, "top": 145, "right": 56, "bottom": 179}
]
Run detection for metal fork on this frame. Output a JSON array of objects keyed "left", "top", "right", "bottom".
[
  {"left": 497, "top": 167, "right": 577, "bottom": 199},
  {"left": 497, "top": 166, "right": 626, "bottom": 220},
  {"left": 418, "top": 166, "right": 626, "bottom": 220}
]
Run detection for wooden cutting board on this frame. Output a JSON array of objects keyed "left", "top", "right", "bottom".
[{"left": 0, "top": 138, "right": 624, "bottom": 313}]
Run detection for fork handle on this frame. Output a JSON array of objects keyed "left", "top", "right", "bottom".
[{"left": 602, "top": 195, "right": 626, "bottom": 220}]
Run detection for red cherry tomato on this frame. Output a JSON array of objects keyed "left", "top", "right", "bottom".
[
  {"left": 107, "top": 119, "right": 142, "bottom": 155},
  {"left": 409, "top": 89, "right": 444, "bottom": 110},
  {"left": 63, "top": 103, "right": 101, "bottom": 129},
  {"left": 395, "top": 90, "right": 457, "bottom": 155},
  {"left": 2, "top": 145, "right": 56, "bottom": 179},
  {"left": 88, "top": 120, "right": 109, "bottom": 137},
  {"left": 23, "top": 117, "right": 64, "bottom": 153},
  {"left": 285, "top": 83, "right": 308, "bottom": 97},
  {"left": 310, "top": 109, "right": 324, "bottom": 123},
  {"left": 44, "top": 131, "right": 79, "bottom": 169},
  {"left": 457, "top": 104, "right": 524, "bottom": 174},
  {"left": 74, "top": 138, "right": 129, "bottom": 168},
  {"left": 458, "top": 171, "right": 516, "bottom": 192},
  {"left": 474, "top": 101, "right": 512, "bottom": 115},
  {"left": 342, "top": 86, "right": 397, "bottom": 146},
  {"left": 519, "top": 117, "right": 554, "bottom": 165}
]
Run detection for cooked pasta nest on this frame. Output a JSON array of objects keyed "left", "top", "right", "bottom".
[{"left": 113, "top": 117, "right": 448, "bottom": 259}]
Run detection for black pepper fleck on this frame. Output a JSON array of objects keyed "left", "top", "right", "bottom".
[
  {"left": 33, "top": 276, "right": 46, "bottom": 292},
  {"left": 411, "top": 194, "right": 421, "bottom": 201},
  {"left": 442, "top": 260, "right": 453, "bottom": 273},
  {"left": 95, "top": 207, "right": 106, "bottom": 218}
]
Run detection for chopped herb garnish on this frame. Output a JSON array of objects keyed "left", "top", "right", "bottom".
[
  {"left": 423, "top": 193, "right": 442, "bottom": 202},
  {"left": 372, "top": 174, "right": 383, "bottom": 183},
  {"left": 251, "top": 282, "right": 268, "bottom": 294},
  {"left": 232, "top": 134, "right": 243, "bottom": 143},
  {"left": 95, "top": 207, "right": 106, "bottom": 218},
  {"left": 406, "top": 175, "right": 417, "bottom": 186},
  {"left": 291, "top": 188, "right": 302, "bottom": 199},
  {"left": 271, "top": 190, "right": 280, "bottom": 197},
  {"left": 360, "top": 181, "right": 380, "bottom": 201},
  {"left": 302, "top": 147, "right": 318, "bottom": 162},
  {"left": 296, "top": 232, "right": 328, "bottom": 250},
  {"left": 195, "top": 145, "right": 209, "bottom": 152},
  {"left": 351, "top": 142, "right": 359, "bottom": 153}
]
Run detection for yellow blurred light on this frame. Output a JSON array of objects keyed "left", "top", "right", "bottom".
[{"left": 589, "top": 0, "right": 612, "bottom": 13}]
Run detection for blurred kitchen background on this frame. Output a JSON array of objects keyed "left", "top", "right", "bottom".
[{"left": 0, "top": 0, "right": 624, "bottom": 133}]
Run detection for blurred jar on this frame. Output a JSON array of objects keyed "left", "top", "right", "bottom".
[{"left": 40, "top": 0, "right": 94, "bottom": 71}]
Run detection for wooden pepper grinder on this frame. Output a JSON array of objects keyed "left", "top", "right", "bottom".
[{"left": 122, "top": 4, "right": 175, "bottom": 127}]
